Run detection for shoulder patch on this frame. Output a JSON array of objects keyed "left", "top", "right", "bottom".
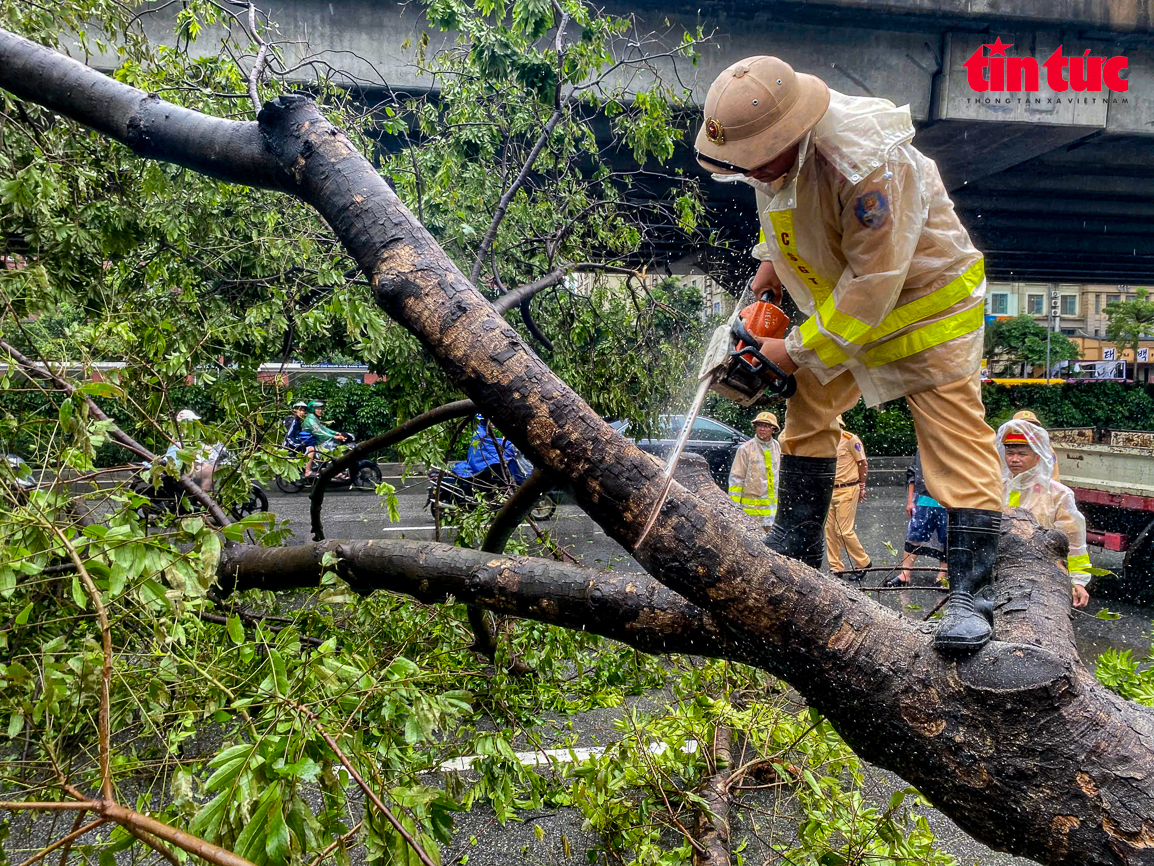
[{"left": 853, "top": 190, "right": 890, "bottom": 229}]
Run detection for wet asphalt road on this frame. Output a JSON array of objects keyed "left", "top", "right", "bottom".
[{"left": 279, "top": 467, "right": 1154, "bottom": 669}]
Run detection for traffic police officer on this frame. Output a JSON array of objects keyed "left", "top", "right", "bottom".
[{"left": 695, "top": 56, "right": 1003, "bottom": 653}]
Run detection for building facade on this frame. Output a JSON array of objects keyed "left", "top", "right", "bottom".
[{"left": 984, "top": 281, "right": 1154, "bottom": 381}]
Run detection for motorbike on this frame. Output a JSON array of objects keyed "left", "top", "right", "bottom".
[
  {"left": 274, "top": 434, "right": 383, "bottom": 494},
  {"left": 425, "top": 463, "right": 558, "bottom": 522},
  {"left": 130, "top": 451, "right": 268, "bottom": 521}
]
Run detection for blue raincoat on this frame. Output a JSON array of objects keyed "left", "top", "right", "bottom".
[{"left": 450, "top": 423, "right": 527, "bottom": 484}]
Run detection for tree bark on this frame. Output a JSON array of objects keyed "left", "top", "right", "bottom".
[
  {"left": 216, "top": 538, "right": 757, "bottom": 664},
  {"left": 4, "top": 29, "right": 1154, "bottom": 864}
]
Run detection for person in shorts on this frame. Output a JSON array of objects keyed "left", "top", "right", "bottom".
[{"left": 885, "top": 449, "right": 947, "bottom": 587}]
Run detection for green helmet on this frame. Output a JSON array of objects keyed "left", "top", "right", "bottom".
[{"left": 308, "top": 400, "right": 325, "bottom": 411}]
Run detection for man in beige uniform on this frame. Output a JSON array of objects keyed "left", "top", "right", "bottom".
[
  {"left": 695, "top": 56, "right": 1003, "bottom": 653},
  {"left": 728, "top": 411, "right": 783, "bottom": 530},
  {"left": 825, "top": 418, "right": 870, "bottom": 576}
]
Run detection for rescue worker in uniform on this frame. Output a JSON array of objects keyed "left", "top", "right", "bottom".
[
  {"left": 728, "top": 411, "right": 782, "bottom": 530},
  {"left": 695, "top": 56, "right": 1003, "bottom": 653},
  {"left": 824, "top": 416, "right": 870, "bottom": 576},
  {"left": 998, "top": 419, "right": 1090, "bottom": 607}
]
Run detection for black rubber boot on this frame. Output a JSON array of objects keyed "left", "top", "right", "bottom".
[
  {"left": 934, "top": 508, "right": 1001, "bottom": 654},
  {"left": 764, "top": 455, "right": 837, "bottom": 569}
]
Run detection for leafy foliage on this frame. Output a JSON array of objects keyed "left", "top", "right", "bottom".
[
  {"left": 984, "top": 314, "right": 1081, "bottom": 374},
  {"left": 1096, "top": 645, "right": 1154, "bottom": 706},
  {"left": 1105, "top": 287, "right": 1154, "bottom": 357}
]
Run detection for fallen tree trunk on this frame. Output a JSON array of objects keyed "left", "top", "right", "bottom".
[{"left": 4, "top": 28, "right": 1154, "bottom": 864}]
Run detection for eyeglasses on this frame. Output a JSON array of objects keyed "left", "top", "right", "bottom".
[{"left": 695, "top": 149, "right": 752, "bottom": 175}]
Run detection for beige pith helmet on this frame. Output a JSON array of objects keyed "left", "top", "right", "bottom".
[
  {"left": 1013, "top": 410, "right": 1044, "bottom": 427},
  {"left": 753, "top": 411, "right": 780, "bottom": 431},
  {"left": 695, "top": 56, "right": 830, "bottom": 175}
]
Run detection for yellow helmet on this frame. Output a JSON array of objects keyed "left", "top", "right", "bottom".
[{"left": 753, "top": 411, "right": 779, "bottom": 431}]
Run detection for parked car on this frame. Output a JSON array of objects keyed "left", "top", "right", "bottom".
[{"left": 609, "top": 415, "right": 748, "bottom": 488}]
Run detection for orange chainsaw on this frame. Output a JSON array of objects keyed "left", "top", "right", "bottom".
[
  {"left": 713, "top": 291, "right": 796, "bottom": 405},
  {"left": 635, "top": 289, "right": 796, "bottom": 546}
]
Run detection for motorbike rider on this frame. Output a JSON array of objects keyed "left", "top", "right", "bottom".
[
  {"left": 284, "top": 401, "right": 308, "bottom": 449},
  {"left": 449, "top": 415, "right": 528, "bottom": 494},
  {"left": 164, "top": 409, "right": 221, "bottom": 492},
  {"left": 283, "top": 400, "right": 318, "bottom": 475},
  {"left": 302, "top": 400, "right": 347, "bottom": 478}
]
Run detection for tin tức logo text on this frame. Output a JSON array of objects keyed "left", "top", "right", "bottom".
[{"left": 964, "top": 38, "right": 1129, "bottom": 93}]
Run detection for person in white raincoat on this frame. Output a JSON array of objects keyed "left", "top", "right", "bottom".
[
  {"left": 695, "top": 56, "right": 1003, "bottom": 653},
  {"left": 728, "top": 411, "right": 782, "bottom": 530},
  {"left": 997, "top": 419, "right": 1091, "bottom": 608}
]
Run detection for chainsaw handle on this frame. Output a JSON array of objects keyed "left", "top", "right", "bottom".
[{"left": 730, "top": 319, "right": 797, "bottom": 399}]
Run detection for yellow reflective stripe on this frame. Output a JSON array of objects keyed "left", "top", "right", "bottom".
[
  {"left": 763, "top": 449, "right": 777, "bottom": 510},
  {"left": 1068, "top": 553, "right": 1091, "bottom": 573},
  {"left": 739, "top": 497, "right": 773, "bottom": 507},
  {"left": 799, "top": 259, "right": 985, "bottom": 368},
  {"left": 863, "top": 304, "right": 985, "bottom": 368},
  {"left": 798, "top": 317, "right": 852, "bottom": 367},
  {"left": 814, "top": 260, "right": 985, "bottom": 348},
  {"left": 767, "top": 210, "right": 834, "bottom": 306},
  {"left": 1008, "top": 490, "right": 1020, "bottom": 507},
  {"left": 744, "top": 508, "right": 775, "bottom": 516}
]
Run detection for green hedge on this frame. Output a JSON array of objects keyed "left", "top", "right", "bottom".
[
  {"left": 1, "top": 378, "right": 398, "bottom": 466},
  {"left": 705, "top": 382, "right": 1154, "bottom": 457},
  {"left": 9, "top": 377, "right": 1154, "bottom": 465}
]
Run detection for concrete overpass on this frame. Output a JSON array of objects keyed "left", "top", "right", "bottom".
[{"left": 124, "top": 0, "right": 1154, "bottom": 282}]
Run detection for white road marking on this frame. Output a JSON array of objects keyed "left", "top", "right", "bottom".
[{"left": 431, "top": 739, "right": 698, "bottom": 773}]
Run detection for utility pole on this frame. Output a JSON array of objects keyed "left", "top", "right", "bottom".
[{"left": 1047, "top": 289, "right": 1060, "bottom": 383}]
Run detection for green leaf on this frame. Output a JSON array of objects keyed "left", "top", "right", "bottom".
[
  {"left": 71, "top": 575, "right": 88, "bottom": 609},
  {"left": 266, "top": 798, "right": 290, "bottom": 863},
  {"left": 77, "top": 380, "right": 124, "bottom": 398},
  {"left": 269, "top": 649, "right": 289, "bottom": 696},
  {"left": 1095, "top": 608, "right": 1122, "bottom": 620},
  {"left": 226, "top": 614, "right": 245, "bottom": 645},
  {"left": 14, "top": 602, "right": 32, "bottom": 626},
  {"left": 7, "top": 712, "right": 24, "bottom": 739}
]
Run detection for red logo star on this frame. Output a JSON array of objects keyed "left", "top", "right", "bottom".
[{"left": 986, "top": 36, "right": 1013, "bottom": 56}]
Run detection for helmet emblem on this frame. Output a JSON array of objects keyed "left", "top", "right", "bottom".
[{"left": 704, "top": 117, "right": 725, "bottom": 144}]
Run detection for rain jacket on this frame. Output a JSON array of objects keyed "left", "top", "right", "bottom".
[
  {"left": 303, "top": 413, "right": 339, "bottom": 445},
  {"left": 997, "top": 419, "right": 1090, "bottom": 586},
  {"left": 451, "top": 423, "right": 528, "bottom": 485},
  {"left": 728, "top": 436, "right": 781, "bottom": 526},
  {"left": 739, "top": 90, "right": 986, "bottom": 407}
]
